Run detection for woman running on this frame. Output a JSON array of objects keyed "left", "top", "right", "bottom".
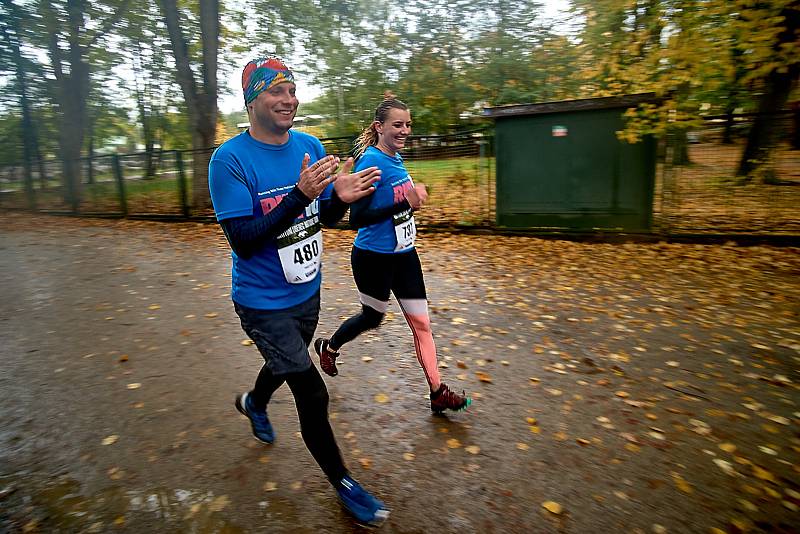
[{"left": 314, "top": 97, "right": 471, "bottom": 414}]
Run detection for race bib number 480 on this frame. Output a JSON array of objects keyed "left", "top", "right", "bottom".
[
  {"left": 393, "top": 209, "right": 416, "bottom": 252},
  {"left": 276, "top": 219, "right": 323, "bottom": 284}
]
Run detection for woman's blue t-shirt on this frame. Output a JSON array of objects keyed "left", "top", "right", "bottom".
[{"left": 353, "top": 146, "right": 415, "bottom": 253}]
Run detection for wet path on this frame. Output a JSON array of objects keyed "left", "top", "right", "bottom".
[{"left": 1, "top": 215, "right": 798, "bottom": 533}]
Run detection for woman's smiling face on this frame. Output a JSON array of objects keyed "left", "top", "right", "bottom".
[{"left": 376, "top": 107, "right": 412, "bottom": 156}]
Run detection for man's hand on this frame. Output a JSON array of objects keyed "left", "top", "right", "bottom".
[
  {"left": 405, "top": 183, "right": 428, "bottom": 210},
  {"left": 332, "top": 157, "right": 381, "bottom": 203},
  {"left": 297, "top": 154, "right": 340, "bottom": 199}
]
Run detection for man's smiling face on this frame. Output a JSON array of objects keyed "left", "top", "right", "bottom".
[{"left": 248, "top": 82, "right": 298, "bottom": 139}]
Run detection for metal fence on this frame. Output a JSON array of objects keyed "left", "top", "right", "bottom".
[
  {"left": 0, "top": 129, "right": 496, "bottom": 227},
  {"left": 657, "top": 113, "right": 799, "bottom": 235},
  {"left": 2, "top": 116, "right": 798, "bottom": 236}
]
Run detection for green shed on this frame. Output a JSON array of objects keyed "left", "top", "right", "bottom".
[{"left": 484, "top": 94, "right": 657, "bottom": 232}]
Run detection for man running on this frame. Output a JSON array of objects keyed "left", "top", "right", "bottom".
[{"left": 208, "top": 56, "right": 389, "bottom": 526}]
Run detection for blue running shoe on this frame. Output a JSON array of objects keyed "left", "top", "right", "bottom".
[
  {"left": 235, "top": 392, "right": 275, "bottom": 444},
  {"left": 336, "top": 475, "right": 390, "bottom": 527}
]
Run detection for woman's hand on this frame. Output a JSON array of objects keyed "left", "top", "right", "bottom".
[
  {"left": 332, "top": 157, "right": 381, "bottom": 203},
  {"left": 297, "top": 154, "right": 340, "bottom": 199},
  {"left": 405, "top": 183, "right": 427, "bottom": 210}
]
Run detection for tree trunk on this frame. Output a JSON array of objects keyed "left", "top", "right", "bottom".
[
  {"left": 671, "top": 130, "right": 691, "bottom": 166},
  {"left": 736, "top": 2, "right": 799, "bottom": 180},
  {"left": 58, "top": 63, "right": 90, "bottom": 212},
  {"left": 36, "top": 144, "right": 47, "bottom": 191},
  {"left": 44, "top": 0, "right": 91, "bottom": 212},
  {"left": 41, "top": 0, "right": 130, "bottom": 210},
  {"left": 158, "top": 0, "right": 218, "bottom": 213},
  {"left": 87, "top": 134, "right": 95, "bottom": 185},
  {"left": 134, "top": 40, "right": 157, "bottom": 180},
  {"left": 2, "top": 0, "right": 37, "bottom": 208}
]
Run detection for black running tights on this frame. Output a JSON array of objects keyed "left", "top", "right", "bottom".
[{"left": 250, "top": 364, "right": 347, "bottom": 485}]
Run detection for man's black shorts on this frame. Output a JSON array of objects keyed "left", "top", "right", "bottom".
[{"left": 233, "top": 291, "right": 320, "bottom": 375}]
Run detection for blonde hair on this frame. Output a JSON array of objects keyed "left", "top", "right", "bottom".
[{"left": 353, "top": 97, "right": 409, "bottom": 158}]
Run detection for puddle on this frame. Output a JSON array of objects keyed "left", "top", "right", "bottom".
[{"left": 0, "top": 473, "right": 245, "bottom": 533}]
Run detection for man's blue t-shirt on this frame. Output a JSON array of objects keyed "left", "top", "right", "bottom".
[
  {"left": 353, "top": 146, "right": 415, "bottom": 253},
  {"left": 209, "top": 129, "right": 333, "bottom": 310}
]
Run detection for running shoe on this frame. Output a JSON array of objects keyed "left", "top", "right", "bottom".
[
  {"left": 234, "top": 391, "right": 275, "bottom": 444},
  {"left": 314, "top": 338, "right": 340, "bottom": 377},
  {"left": 430, "top": 383, "right": 472, "bottom": 413},
  {"left": 336, "top": 475, "right": 390, "bottom": 527}
]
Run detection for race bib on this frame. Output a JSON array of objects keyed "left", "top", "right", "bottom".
[
  {"left": 277, "top": 218, "right": 323, "bottom": 284},
  {"left": 393, "top": 209, "right": 416, "bottom": 252}
]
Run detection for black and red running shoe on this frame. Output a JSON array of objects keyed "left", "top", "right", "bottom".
[
  {"left": 314, "top": 338, "right": 340, "bottom": 377},
  {"left": 430, "top": 382, "right": 472, "bottom": 413}
]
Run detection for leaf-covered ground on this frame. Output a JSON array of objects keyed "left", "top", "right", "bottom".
[{"left": 0, "top": 213, "right": 798, "bottom": 533}]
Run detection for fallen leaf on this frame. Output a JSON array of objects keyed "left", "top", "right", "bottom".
[
  {"left": 263, "top": 482, "right": 277, "bottom": 492},
  {"left": 126, "top": 383, "right": 141, "bottom": 390},
  {"left": 374, "top": 393, "right": 389, "bottom": 403},
  {"left": 758, "top": 446, "right": 777, "bottom": 456},
  {"left": 465, "top": 445, "right": 480, "bottom": 454},
  {"left": 362, "top": 356, "right": 374, "bottom": 362},
  {"left": 783, "top": 501, "right": 799, "bottom": 512},
  {"left": 101, "top": 435, "right": 119, "bottom": 446},
  {"left": 738, "top": 499, "right": 758, "bottom": 512},
  {"left": 672, "top": 473, "right": 693, "bottom": 494},
  {"left": 713, "top": 459, "right": 737, "bottom": 476},
  {"left": 719, "top": 443, "right": 737, "bottom": 453},
  {"left": 766, "top": 415, "right": 790, "bottom": 425},
  {"left": 542, "top": 501, "right": 563, "bottom": 515},
  {"left": 517, "top": 443, "right": 530, "bottom": 450},
  {"left": 447, "top": 438, "right": 462, "bottom": 449},
  {"left": 403, "top": 452, "right": 415, "bottom": 461},
  {"left": 475, "top": 371, "right": 493, "bottom": 383},
  {"left": 752, "top": 465, "right": 777, "bottom": 483},
  {"left": 241, "top": 339, "right": 254, "bottom": 346}
]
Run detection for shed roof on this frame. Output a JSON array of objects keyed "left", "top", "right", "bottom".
[{"left": 483, "top": 93, "right": 657, "bottom": 119}]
